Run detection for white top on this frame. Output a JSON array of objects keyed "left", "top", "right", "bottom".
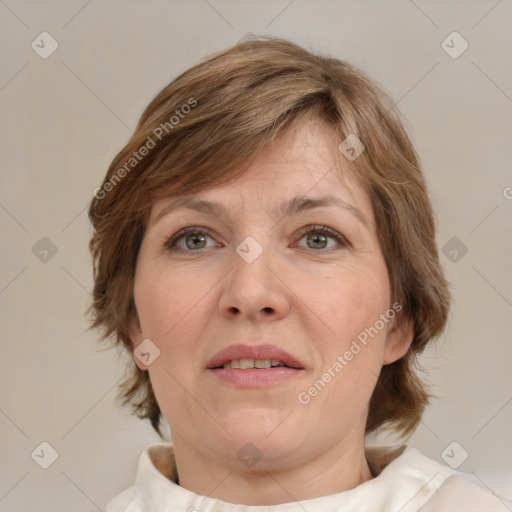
[{"left": 106, "top": 443, "right": 511, "bottom": 511}]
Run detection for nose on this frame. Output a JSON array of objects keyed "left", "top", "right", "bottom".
[{"left": 218, "top": 238, "right": 291, "bottom": 323}]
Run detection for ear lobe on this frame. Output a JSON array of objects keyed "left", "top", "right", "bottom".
[
  {"left": 133, "top": 348, "right": 149, "bottom": 371},
  {"left": 127, "top": 317, "right": 148, "bottom": 371},
  {"left": 383, "top": 316, "right": 414, "bottom": 365}
]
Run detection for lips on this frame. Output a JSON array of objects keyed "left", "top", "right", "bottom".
[{"left": 206, "top": 343, "right": 305, "bottom": 370}]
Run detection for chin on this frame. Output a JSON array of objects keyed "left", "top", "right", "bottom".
[{"left": 217, "top": 410, "right": 307, "bottom": 457}]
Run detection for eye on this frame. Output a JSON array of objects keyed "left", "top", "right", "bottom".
[
  {"left": 164, "top": 224, "right": 349, "bottom": 253},
  {"left": 294, "top": 225, "right": 349, "bottom": 251},
  {"left": 164, "top": 226, "right": 220, "bottom": 252}
]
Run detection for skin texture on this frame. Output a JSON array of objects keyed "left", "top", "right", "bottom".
[{"left": 129, "top": 119, "right": 414, "bottom": 506}]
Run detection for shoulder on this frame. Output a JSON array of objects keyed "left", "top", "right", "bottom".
[
  {"left": 104, "top": 443, "right": 175, "bottom": 512},
  {"left": 365, "top": 445, "right": 511, "bottom": 511},
  {"left": 420, "top": 472, "right": 512, "bottom": 511},
  {"left": 105, "top": 486, "right": 139, "bottom": 512}
]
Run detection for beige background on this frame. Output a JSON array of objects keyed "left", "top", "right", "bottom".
[{"left": 0, "top": 0, "right": 511, "bottom": 510}]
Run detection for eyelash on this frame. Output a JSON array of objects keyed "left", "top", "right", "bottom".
[{"left": 164, "top": 224, "right": 349, "bottom": 253}]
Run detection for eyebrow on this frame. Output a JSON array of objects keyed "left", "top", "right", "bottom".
[{"left": 154, "top": 195, "right": 369, "bottom": 227}]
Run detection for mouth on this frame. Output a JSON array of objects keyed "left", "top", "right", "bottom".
[
  {"left": 206, "top": 344, "right": 305, "bottom": 387},
  {"left": 217, "top": 359, "right": 301, "bottom": 369},
  {"left": 206, "top": 343, "right": 305, "bottom": 370}
]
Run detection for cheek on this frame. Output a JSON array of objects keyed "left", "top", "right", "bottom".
[
  {"left": 134, "top": 262, "right": 206, "bottom": 338},
  {"left": 133, "top": 266, "right": 210, "bottom": 424},
  {"left": 133, "top": 261, "right": 219, "bottom": 404},
  {"left": 296, "top": 266, "right": 390, "bottom": 400},
  {"left": 299, "top": 264, "right": 390, "bottom": 340}
]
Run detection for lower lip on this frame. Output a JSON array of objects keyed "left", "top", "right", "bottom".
[{"left": 207, "top": 367, "right": 303, "bottom": 387}]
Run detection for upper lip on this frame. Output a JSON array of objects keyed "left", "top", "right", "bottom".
[{"left": 206, "top": 343, "right": 305, "bottom": 369}]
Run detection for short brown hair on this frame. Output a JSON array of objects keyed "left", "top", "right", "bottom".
[{"left": 88, "top": 36, "right": 450, "bottom": 439}]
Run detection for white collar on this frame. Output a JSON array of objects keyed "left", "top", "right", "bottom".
[{"left": 115, "top": 443, "right": 456, "bottom": 511}]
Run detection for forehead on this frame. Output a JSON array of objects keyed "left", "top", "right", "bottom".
[{"left": 148, "top": 119, "right": 373, "bottom": 226}]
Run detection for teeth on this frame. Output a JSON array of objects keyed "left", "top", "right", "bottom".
[
  {"left": 240, "top": 358, "right": 255, "bottom": 369},
  {"left": 222, "top": 359, "right": 286, "bottom": 369}
]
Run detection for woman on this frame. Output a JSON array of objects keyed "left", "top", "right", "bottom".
[{"left": 88, "top": 37, "right": 508, "bottom": 511}]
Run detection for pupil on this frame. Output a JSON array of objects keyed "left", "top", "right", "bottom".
[
  {"left": 186, "top": 234, "right": 206, "bottom": 249},
  {"left": 309, "top": 233, "right": 327, "bottom": 249}
]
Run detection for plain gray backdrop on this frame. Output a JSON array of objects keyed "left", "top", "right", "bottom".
[{"left": 0, "top": 1, "right": 511, "bottom": 510}]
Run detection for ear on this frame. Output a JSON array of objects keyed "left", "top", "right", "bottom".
[
  {"left": 127, "top": 316, "right": 149, "bottom": 371},
  {"left": 383, "top": 315, "right": 414, "bottom": 365}
]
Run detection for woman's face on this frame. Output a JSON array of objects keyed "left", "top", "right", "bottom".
[{"left": 131, "top": 119, "right": 411, "bottom": 470}]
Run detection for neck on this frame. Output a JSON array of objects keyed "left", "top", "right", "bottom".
[{"left": 172, "top": 432, "right": 373, "bottom": 506}]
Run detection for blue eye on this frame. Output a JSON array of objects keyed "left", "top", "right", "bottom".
[
  {"left": 295, "top": 225, "right": 349, "bottom": 250},
  {"left": 164, "top": 225, "right": 349, "bottom": 253},
  {"left": 165, "top": 226, "right": 218, "bottom": 251}
]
